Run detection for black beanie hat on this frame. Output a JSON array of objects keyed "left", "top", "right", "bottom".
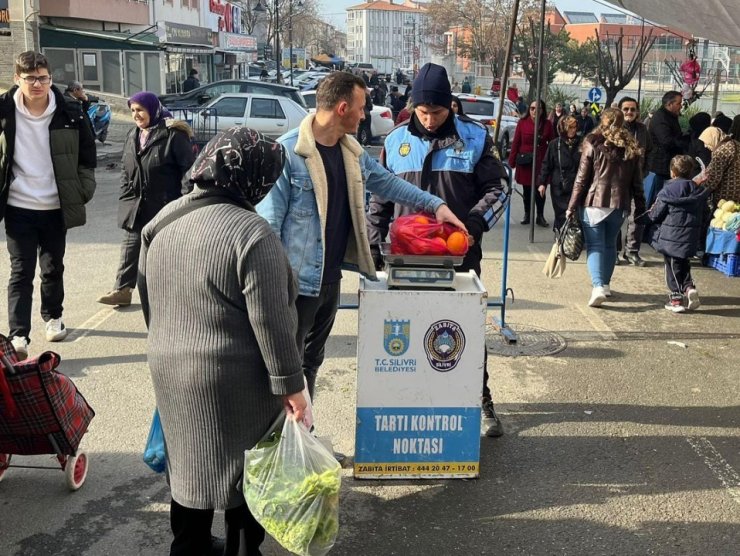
[
  {"left": 412, "top": 63, "right": 452, "bottom": 108},
  {"left": 713, "top": 113, "right": 732, "bottom": 134}
]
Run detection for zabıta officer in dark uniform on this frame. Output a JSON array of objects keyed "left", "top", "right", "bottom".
[{"left": 367, "top": 63, "right": 511, "bottom": 437}]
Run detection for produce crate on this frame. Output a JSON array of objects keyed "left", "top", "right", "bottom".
[{"left": 707, "top": 253, "right": 740, "bottom": 277}]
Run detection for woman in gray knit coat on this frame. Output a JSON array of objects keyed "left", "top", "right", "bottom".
[{"left": 138, "top": 127, "right": 307, "bottom": 556}]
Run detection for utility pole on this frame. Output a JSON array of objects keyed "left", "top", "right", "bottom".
[
  {"left": 289, "top": 0, "right": 293, "bottom": 86},
  {"left": 274, "top": 0, "right": 282, "bottom": 84},
  {"left": 529, "top": 0, "right": 546, "bottom": 243},
  {"left": 711, "top": 65, "right": 723, "bottom": 115}
]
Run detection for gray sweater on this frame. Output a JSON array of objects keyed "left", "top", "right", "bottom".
[{"left": 139, "top": 190, "right": 305, "bottom": 510}]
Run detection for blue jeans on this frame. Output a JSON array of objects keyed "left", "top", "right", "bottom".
[{"left": 580, "top": 208, "right": 625, "bottom": 287}]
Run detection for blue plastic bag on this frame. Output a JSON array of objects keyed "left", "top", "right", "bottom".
[{"left": 143, "top": 408, "right": 166, "bottom": 473}]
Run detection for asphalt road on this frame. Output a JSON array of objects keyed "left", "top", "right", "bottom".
[{"left": 0, "top": 143, "right": 738, "bottom": 556}]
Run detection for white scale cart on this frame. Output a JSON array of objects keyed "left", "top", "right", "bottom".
[{"left": 354, "top": 245, "right": 487, "bottom": 479}]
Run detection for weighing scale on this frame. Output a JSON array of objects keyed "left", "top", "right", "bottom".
[{"left": 380, "top": 243, "right": 464, "bottom": 289}]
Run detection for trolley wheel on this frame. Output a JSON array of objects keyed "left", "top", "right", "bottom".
[
  {"left": 64, "top": 452, "right": 88, "bottom": 491},
  {"left": 0, "top": 453, "right": 10, "bottom": 482}
]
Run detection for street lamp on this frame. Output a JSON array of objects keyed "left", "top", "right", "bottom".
[
  {"left": 254, "top": 0, "right": 303, "bottom": 86},
  {"left": 288, "top": 0, "right": 304, "bottom": 87},
  {"left": 253, "top": 0, "right": 281, "bottom": 84}
]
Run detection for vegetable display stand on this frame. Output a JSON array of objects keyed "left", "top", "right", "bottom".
[
  {"left": 707, "top": 253, "right": 740, "bottom": 277},
  {"left": 354, "top": 269, "right": 487, "bottom": 479},
  {"left": 705, "top": 228, "right": 740, "bottom": 277}
]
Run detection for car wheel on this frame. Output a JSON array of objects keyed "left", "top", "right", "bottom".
[{"left": 500, "top": 134, "right": 511, "bottom": 158}]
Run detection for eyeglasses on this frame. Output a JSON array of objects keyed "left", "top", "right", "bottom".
[
  {"left": 529, "top": 107, "right": 538, "bottom": 111},
  {"left": 622, "top": 107, "right": 637, "bottom": 113},
  {"left": 19, "top": 75, "right": 51, "bottom": 85}
]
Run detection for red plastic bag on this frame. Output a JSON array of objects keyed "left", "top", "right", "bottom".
[{"left": 389, "top": 213, "right": 468, "bottom": 256}]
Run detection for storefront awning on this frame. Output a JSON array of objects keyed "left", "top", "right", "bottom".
[
  {"left": 611, "top": 0, "right": 740, "bottom": 46},
  {"left": 40, "top": 25, "right": 160, "bottom": 51},
  {"left": 164, "top": 44, "right": 215, "bottom": 55}
]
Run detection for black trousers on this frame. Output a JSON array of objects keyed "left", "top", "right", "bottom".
[
  {"left": 664, "top": 255, "right": 694, "bottom": 294},
  {"left": 4, "top": 206, "right": 66, "bottom": 340},
  {"left": 170, "top": 499, "right": 265, "bottom": 556},
  {"left": 295, "top": 281, "right": 342, "bottom": 399},
  {"left": 550, "top": 186, "right": 570, "bottom": 233},
  {"left": 522, "top": 186, "right": 546, "bottom": 220},
  {"left": 114, "top": 228, "right": 142, "bottom": 290},
  {"left": 457, "top": 255, "right": 492, "bottom": 403}
]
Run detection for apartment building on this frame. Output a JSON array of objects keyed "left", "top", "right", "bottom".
[{"left": 346, "top": 0, "right": 430, "bottom": 72}]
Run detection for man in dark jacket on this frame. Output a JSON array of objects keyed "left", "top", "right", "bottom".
[
  {"left": 182, "top": 69, "right": 200, "bottom": 92},
  {"left": 646, "top": 91, "right": 686, "bottom": 202},
  {"left": 367, "top": 63, "right": 511, "bottom": 437},
  {"left": 617, "top": 96, "right": 653, "bottom": 266},
  {"left": 0, "top": 51, "right": 97, "bottom": 359}
]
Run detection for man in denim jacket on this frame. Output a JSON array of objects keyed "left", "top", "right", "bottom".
[{"left": 257, "top": 72, "right": 464, "bottom": 405}]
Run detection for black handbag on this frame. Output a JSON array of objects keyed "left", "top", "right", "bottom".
[
  {"left": 559, "top": 215, "right": 584, "bottom": 261},
  {"left": 515, "top": 152, "right": 533, "bottom": 167}
]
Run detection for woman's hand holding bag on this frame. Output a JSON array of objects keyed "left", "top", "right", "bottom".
[{"left": 560, "top": 213, "right": 584, "bottom": 261}]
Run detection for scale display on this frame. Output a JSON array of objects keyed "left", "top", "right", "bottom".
[{"left": 387, "top": 267, "right": 456, "bottom": 287}]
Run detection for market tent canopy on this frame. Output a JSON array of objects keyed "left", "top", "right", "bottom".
[
  {"left": 612, "top": 0, "right": 740, "bottom": 46},
  {"left": 311, "top": 53, "right": 344, "bottom": 65}
]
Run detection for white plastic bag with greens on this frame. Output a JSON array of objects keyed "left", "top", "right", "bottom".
[{"left": 244, "top": 417, "right": 341, "bottom": 556}]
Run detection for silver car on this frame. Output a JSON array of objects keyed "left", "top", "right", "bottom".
[
  {"left": 198, "top": 93, "right": 308, "bottom": 140},
  {"left": 457, "top": 94, "right": 520, "bottom": 157}
]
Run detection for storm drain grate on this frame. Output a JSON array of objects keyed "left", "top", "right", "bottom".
[{"left": 486, "top": 322, "right": 568, "bottom": 357}]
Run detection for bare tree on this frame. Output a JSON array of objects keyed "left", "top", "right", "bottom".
[
  {"left": 426, "top": 0, "right": 538, "bottom": 78},
  {"left": 595, "top": 28, "right": 657, "bottom": 106}
]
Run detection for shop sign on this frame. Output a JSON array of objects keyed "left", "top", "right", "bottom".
[
  {"left": 209, "top": 0, "right": 242, "bottom": 34},
  {"left": 162, "top": 21, "right": 212, "bottom": 46},
  {"left": 220, "top": 33, "right": 257, "bottom": 52}
]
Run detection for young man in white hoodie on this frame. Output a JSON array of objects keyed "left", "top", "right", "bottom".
[{"left": 0, "top": 51, "right": 97, "bottom": 359}]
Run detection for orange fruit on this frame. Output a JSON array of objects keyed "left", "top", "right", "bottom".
[
  {"left": 446, "top": 231, "right": 468, "bottom": 255},
  {"left": 431, "top": 237, "right": 447, "bottom": 249},
  {"left": 413, "top": 215, "right": 431, "bottom": 225}
]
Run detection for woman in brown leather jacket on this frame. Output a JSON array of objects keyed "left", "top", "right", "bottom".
[{"left": 567, "top": 108, "right": 645, "bottom": 307}]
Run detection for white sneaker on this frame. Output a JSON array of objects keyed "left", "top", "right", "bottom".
[
  {"left": 685, "top": 288, "right": 701, "bottom": 311},
  {"left": 588, "top": 287, "right": 607, "bottom": 307},
  {"left": 45, "top": 318, "right": 68, "bottom": 342},
  {"left": 603, "top": 284, "right": 612, "bottom": 297},
  {"left": 10, "top": 336, "right": 28, "bottom": 360}
]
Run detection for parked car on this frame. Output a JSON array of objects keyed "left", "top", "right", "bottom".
[
  {"left": 300, "top": 78, "right": 324, "bottom": 92},
  {"left": 199, "top": 93, "right": 307, "bottom": 140},
  {"left": 457, "top": 94, "right": 519, "bottom": 157},
  {"left": 300, "top": 91, "right": 394, "bottom": 144},
  {"left": 159, "top": 79, "right": 306, "bottom": 110}
]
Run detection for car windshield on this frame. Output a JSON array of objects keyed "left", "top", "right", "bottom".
[{"left": 461, "top": 100, "right": 495, "bottom": 117}]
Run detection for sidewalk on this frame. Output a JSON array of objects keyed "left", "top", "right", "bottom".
[{"left": 0, "top": 162, "right": 737, "bottom": 555}]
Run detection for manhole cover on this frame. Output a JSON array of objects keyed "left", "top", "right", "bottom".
[{"left": 486, "top": 322, "right": 567, "bottom": 357}]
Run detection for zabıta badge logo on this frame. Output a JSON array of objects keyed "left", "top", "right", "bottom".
[
  {"left": 384, "top": 319, "right": 410, "bottom": 356},
  {"left": 424, "top": 320, "right": 466, "bottom": 372},
  {"left": 399, "top": 143, "right": 411, "bottom": 157}
]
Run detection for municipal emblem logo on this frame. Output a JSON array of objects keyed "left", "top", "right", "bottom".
[
  {"left": 399, "top": 143, "right": 411, "bottom": 157},
  {"left": 423, "top": 320, "right": 466, "bottom": 372},
  {"left": 384, "top": 319, "right": 410, "bottom": 356}
]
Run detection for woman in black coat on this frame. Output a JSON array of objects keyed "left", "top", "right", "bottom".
[
  {"left": 97, "top": 92, "right": 195, "bottom": 307},
  {"left": 537, "top": 115, "right": 581, "bottom": 233}
]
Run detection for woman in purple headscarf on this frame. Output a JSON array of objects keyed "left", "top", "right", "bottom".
[{"left": 97, "top": 91, "right": 195, "bottom": 307}]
